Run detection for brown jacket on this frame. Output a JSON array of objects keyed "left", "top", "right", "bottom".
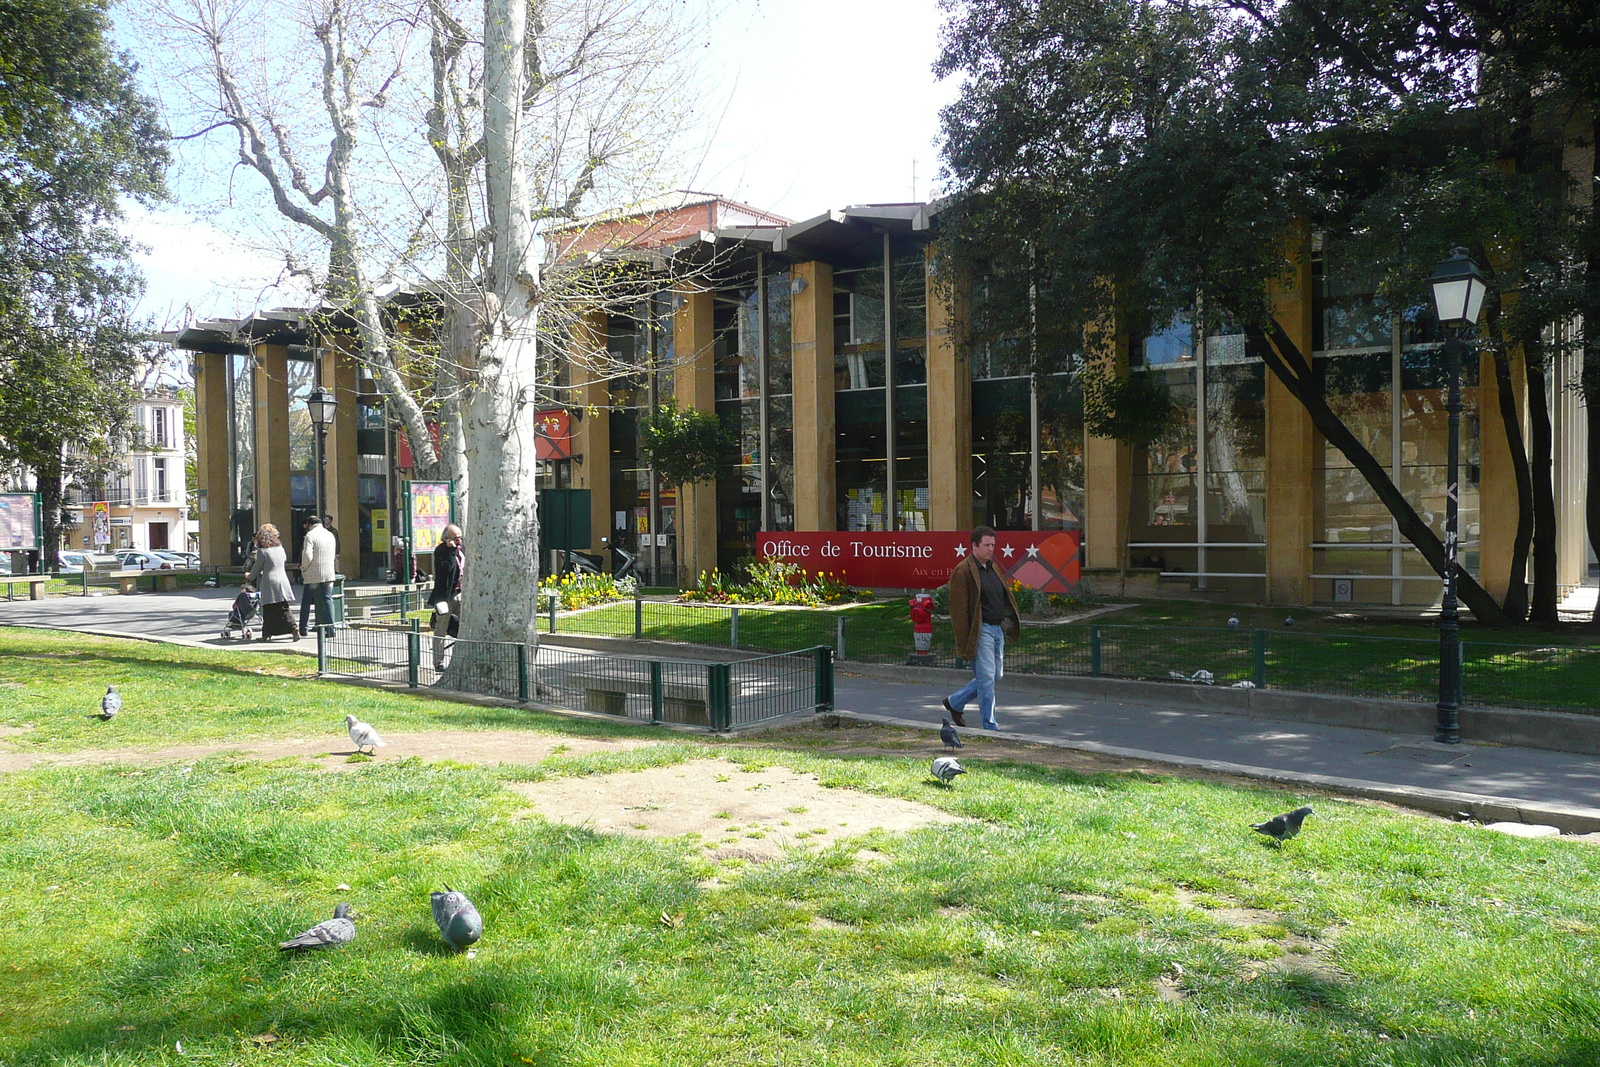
[{"left": 948, "top": 555, "right": 1021, "bottom": 661}]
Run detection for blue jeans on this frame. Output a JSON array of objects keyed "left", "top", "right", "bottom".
[
  {"left": 948, "top": 622, "right": 1004, "bottom": 728},
  {"left": 300, "top": 581, "right": 334, "bottom": 633}
]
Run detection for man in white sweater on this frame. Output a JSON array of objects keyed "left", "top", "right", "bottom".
[{"left": 299, "top": 515, "right": 339, "bottom": 635}]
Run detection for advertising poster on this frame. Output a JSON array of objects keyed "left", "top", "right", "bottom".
[
  {"left": 755, "top": 530, "right": 1082, "bottom": 591},
  {"left": 93, "top": 501, "right": 112, "bottom": 547},
  {"left": 406, "top": 481, "right": 454, "bottom": 554},
  {"left": 0, "top": 493, "right": 40, "bottom": 551}
]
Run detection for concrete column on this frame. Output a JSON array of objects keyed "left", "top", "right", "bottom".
[
  {"left": 673, "top": 284, "right": 719, "bottom": 584},
  {"left": 194, "top": 352, "right": 233, "bottom": 565},
  {"left": 1477, "top": 348, "right": 1526, "bottom": 603},
  {"left": 252, "top": 344, "right": 292, "bottom": 538},
  {"left": 569, "top": 312, "right": 612, "bottom": 564},
  {"left": 926, "top": 244, "right": 971, "bottom": 531},
  {"left": 1266, "top": 243, "right": 1316, "bottom": 606},
  {"left": 324, "top": 345, "right": 362, "bottom": 578},
  {"left": 790, "top": 260, "right": 836, "bottom": 531},
  {"left": 1083, "top": 320, "right": 1129, "bottom": 570}
]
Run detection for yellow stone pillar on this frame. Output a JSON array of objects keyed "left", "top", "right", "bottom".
[
  {"left": 1266, "top": 244, "right": 1315, "bottom": 606},
  {"left": 1476, "top": 348, "right": 1525, "bottom": 603},
  {"left": 194, "top": 351, "right": 233, "bottom": 565},
  {"left": 323, "top": 344, "right": 362, "bottom": 578},
  {"left": 791, "top": 260, "right": 836, "bottom": 531},
  {"left": 568, "top": 312, "right": 612, "bottom": 565},
  {"left": 673, "top": 285, "right": 719, "bottom": 585},
  {"left": 251, "top": 344, "right": 292, "bottom": 538},
  {"left": 926, "top": 244, "right": 971, "bottom": 530},
  {"left": 1083, "top": 319, "right": 1130, "bottom": 570}
]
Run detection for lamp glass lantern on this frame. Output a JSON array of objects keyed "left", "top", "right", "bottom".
[
  {"left": 306, "top": 386, "right": 338, "bottom": 427},
  {"left": 1429, "top": 248, "right": 1487, "bottom": 329}
]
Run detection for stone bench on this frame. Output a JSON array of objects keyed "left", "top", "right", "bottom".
[
  {"left": 0, "top": 574, "right": 50, "bottom": 601},
  {"left": 561, "top": 670, "right": 740, "bottom": 727}
]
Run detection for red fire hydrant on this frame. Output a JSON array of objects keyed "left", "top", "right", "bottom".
[{"left": 908, "top": 593, "right": 935, "bottom": 663}]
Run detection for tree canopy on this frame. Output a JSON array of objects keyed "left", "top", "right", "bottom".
[{"left": 936, "top": 0, "right": 1600, "bottom": 626}]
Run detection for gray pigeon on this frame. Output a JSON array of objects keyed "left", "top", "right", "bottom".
[
  {"left": 940, "top": 718, "right": 963, "bottom": 750},
  {"left": 1227, "top": 616, "right": 1240, "bottom": 629},
  {"left": 278, "top": 902, "right": 356, "bottom": 950},
  {"left": 100, "top": 686, "right": 121, "bottom": 720},
  {"left": 345, "top": 714, "right": 386, "bottom": 755},
  {"left": 431, "top": 886, "right": 483, "bottom": 950},
  {"left": 1251, "top": 806, "right": 1314, "bottom": 845},
  {"left": 1283, "top": 615, "right": 1296, "bottom": 628},
  {"left": 930, "top": 756, "right": 966, "bottom": 784}
]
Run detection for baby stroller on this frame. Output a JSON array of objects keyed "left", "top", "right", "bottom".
[{"left": 221, "top": 585, "right": 261, "bottom": 640}]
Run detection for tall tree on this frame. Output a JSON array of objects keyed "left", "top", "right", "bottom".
[
  {"left": 0, "top": 0, "right": 168, "bottom": 566},
  {"left": 936, "top": 0, "right": 1599, "bottom": 627}
]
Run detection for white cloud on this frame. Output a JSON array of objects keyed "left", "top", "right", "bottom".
[{"left": 124, "top": 204, "right": 312, "bottom": 327}]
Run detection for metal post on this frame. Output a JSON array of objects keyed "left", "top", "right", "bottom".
[
  {"left": 1090, "top": 625, "right": 1101, "bottom": 677},
  {"left": 649, "top": 660, "right": 663, "bottom": 723},
  {"left": 836, "top": 616, "right": 846, "bottom": 661},
  {"left": 316, "top": 624, "right": 328, "bottom": 674},
  {"left": 1436, "top": 337, "right": 1463, "bottom": 744},
  {"left": 1253, "top": 629, "right": 1267, "bottom": 689},
  {"left": 517, "top": 643, "right": 530, "bottom": 702},
  {"left": 547, "top": 591, "right": 557, "bottom": 633},
  {"left": 707, "top": 662, "right": 733, "bottom": 732},
  {"left": 407, "top": 617, "right": 420, "bottom": 688},
  {"left": 813, "top": 645, "right": 834, "bottom": 712},
  {"left": 635, "top": 592, "right": 643, "bottom": 638},
  {"left": 730, "top": 605, "right": 740, "bottom": 649},
  {"left": 81, "top": 569, "right": 89, "bottom": 596}
]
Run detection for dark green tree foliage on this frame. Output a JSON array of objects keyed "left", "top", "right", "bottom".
[
  {"left": 0, "top": 0, "right": 167, "bottom": 567},
  {"left": 937, "top": 0, "right": 1600, "bottom": 627},
  {"left": 639, "top": 402, "right": 737, "bottom": 488}
]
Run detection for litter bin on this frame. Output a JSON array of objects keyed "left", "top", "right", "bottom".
[{"left": 329, "top": 575, "right": 346, "bottom": 626}]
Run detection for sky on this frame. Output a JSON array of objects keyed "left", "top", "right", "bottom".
[{"left": 119, "top": 0, "right": 962, "bottom": 327}]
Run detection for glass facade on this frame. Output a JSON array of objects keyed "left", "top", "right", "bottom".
[{"left": 227, "top": 353, "right": 255, "bottom": 565}]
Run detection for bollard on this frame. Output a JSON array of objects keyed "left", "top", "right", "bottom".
[
  {"left": 813, "top": 645, "right": 834, "bottom": 712},
  {"left": 649, "top": 660, "right": 663, "bottom": 724},
  {"left": 707, "top": 662, "right": 733, "bottom": 732},
  {"left": 547, "top": 591, "right": 557, "bottom": 633},
  {"left": 836, "top": 616, "right": 846, "bottom": 661},
  {"left": 1253, "top": 629, "right": 1267, "bottom": 689},
  {"left": 407, "top": 617, "right": 421, "bottom": 688},
  {"left": 316, "top": 624, "right": 328, "bottom": 674},
  {"left": 635, "top": 592, "right": 643, "bottom": 638},
  {"left": 730, "top": 606, "right": 740, "bottom": 650},
  {"left": 517, "top": 643, "right": 530, "bottom": 702},
  {"left": 1089, "top": 626, "right": 1101, "bottom": 677}
]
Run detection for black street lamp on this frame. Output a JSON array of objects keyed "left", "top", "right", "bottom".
[
  {"left": 1427, "top": 248, "right": 1487, "bottom": 745},
  {"left": 307, "top": 386, "right": 337, "bottom": 526}
]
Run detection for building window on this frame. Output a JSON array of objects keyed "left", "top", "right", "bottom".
[
  {"left": 152, "top": 407, "right": 170, "bottom": 450},
  {"left": 154, "top": 458, "right": 168, "bottom": 502}
]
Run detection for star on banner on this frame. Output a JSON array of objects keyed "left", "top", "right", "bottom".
[
  {"left": 1025, "top": 544, "right": 1040, "bottom": 558},
  {"left": 955, "top": 543, "right": 968, "bottom": 557},
  {"left": 1001, "top": 544, "right": 1015, "bottom": 558}
]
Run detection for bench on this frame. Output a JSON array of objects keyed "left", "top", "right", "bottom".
[
  {"left": 0, "top": 574, "right": 50, "bottom": 601},
  {"left": 96, "top": 569, "right": 180, "bottom": 595},
  {"left": 561, "top": 671, "right": 741, "bottom": 727}
]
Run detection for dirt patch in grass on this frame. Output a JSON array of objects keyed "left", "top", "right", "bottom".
[
  {"left": 0, "top": 730, "right": 647, "bottom": 773},
  {"left": 505, "top": 758, "right": 966, "bottom": 862}
]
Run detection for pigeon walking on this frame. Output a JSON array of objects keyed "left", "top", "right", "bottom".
[
  {"left": 1283, "top": 615, "right": 1296, "bottom": 628},
  {"left": 431, "top": 886, "right": 483, "bottom": 950},
  {"left": 1251, "top": 805, "right": 1314, "bottom": 845},
  {"left": 930, "top": 756, "right": 967, "bottom": 784},
  {"left": 345, "top": 714, "right": 386, "bottom": 755},
  {"left": 1227, "top": 616, "right": 1240, "bottom": 629},
  {"left": 100, "top": 686, "right": 121, "bottom": 720},
  {"left": 278, "top": 902, "right": 356, "bottom": 950},
  {"left": 940, "top": 718, "right": 963, "bottom": 750}
]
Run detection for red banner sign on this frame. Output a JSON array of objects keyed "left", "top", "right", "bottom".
[
  {"left": 755, "top": 530, "right": 1082, "bottom": 591},
  {"left": 534, "top": 409, "right": 573, "bottom": 461}
]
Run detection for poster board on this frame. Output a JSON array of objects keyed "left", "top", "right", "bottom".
[
  {"left": 402, "top": 480, "right": 455, "bottom": 585},
  {"left": 0, "top": 493, "right": 41, "bottom": 552}
]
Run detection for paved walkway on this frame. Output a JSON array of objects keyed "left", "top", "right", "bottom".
[{"left": 5, "top": 589, "right": 1599, "bottom": 830}]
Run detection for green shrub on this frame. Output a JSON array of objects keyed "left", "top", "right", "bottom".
[{"left": 539, "top": 570, "right": 638, "bottom": 610}]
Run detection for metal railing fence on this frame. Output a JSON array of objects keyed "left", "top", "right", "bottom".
[{"left": 317, "top": 621, "right": 834, "bottom": 731}]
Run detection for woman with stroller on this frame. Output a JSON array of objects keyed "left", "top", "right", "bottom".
[
  {"left": 429, "top": 524, "right": 463, "bottom": 671},
  {"left": 245, "top": 523, "right": 301, "bottom": 641}
]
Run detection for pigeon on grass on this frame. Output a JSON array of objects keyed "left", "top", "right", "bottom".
[
  {"left": 345, "top": 714, "right": 386, "bottom": 755},
  {"left": 940, "top": 719, "right": 963, "bottom": 750},
  {"left": 278, "top": 903, "right": 355, "bottom": 950},
  {"left": 431, "top": 887, "right": 484, "bottom": 950},
  {"left": 100, "top": 686, "right": 121, "bottom": 720},
  {"left": 930, "top": 756, "right": 966, "bottom": 785},
  {"left": 1251, "top": 806, "right": 1314, "bottom": 846}
]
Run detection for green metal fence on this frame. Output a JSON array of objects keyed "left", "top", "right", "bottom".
[
  {"left": 317, "top": 622, "right": 834, "bottom": 731},
  {"left": 529, "top": 596, "right": 1600, "bottom": 713}
]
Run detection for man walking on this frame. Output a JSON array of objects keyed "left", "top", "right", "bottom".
[
  {"left": 299, "top": 514, "right": 338, "bottom": 637},
  {"left": 942, "top": 526, "right": 1021, "bottom": 731}
]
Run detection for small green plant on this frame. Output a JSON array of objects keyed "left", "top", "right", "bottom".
[
  {"left": 539, "top": 570, "right": 638, "bottom": 610},
  {"left": 681, "top": 558, "right": 867, "bottom": 607}
]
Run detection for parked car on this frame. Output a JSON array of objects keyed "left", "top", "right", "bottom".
[
  {"left": 166, "top": 551, "right": 202, "bottom": 568},
  {"left": 56, "top": 551, "right": 87, "bottom": 574},
  {"left": 153, "top": 550, "right": 197, "bottom": 569},
  {"left": 117, "top": 550, "right": 175, "bottom": 571}
]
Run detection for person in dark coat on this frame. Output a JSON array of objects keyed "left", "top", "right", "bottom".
[
  {"left": 941, "top": 525, "right": 1020, "bottom": 730},
  {"left": 245, "top": 524, "right": 301, "bottom": 640},
  {"left": 428, "top": 524, "right": 463, "bottom": 670}
]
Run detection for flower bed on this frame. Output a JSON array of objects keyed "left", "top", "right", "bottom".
[
  {"left": 539, "top": 571, "right": 638, "bottom": 611},
  {"left": 680, "top": 559, "right": 867, "bottom": 607}
]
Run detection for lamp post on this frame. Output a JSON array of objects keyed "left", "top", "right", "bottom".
[
  {"left": 306, "top": 386, "right": 337, "bottom": 529},
  {"left": 1427, "top": 248, "right": 1487, "bottom": 745}
]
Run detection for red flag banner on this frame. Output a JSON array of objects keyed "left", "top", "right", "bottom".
[{"left": 755, "top": 530, "right": 1081, "bottom": 591}]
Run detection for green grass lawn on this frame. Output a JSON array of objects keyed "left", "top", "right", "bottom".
[{"left": 3, "top": 629, "right": 1600, "bottom": 1064}]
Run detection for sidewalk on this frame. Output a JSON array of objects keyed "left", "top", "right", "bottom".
[{"left": 5, "top": 590, "right": 1600, "bottom": 830}]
